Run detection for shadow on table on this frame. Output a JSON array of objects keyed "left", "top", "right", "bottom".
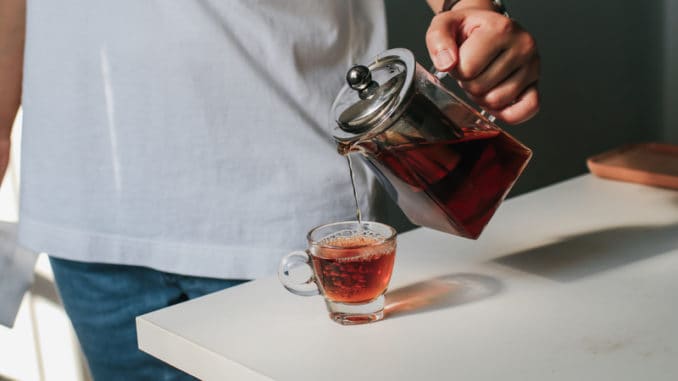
[
  {"left": 384, "top": 273, "right": 502, "bottom": 319},
  {"left": 495, "top": 222, "right": 678, "bottom": 283}
]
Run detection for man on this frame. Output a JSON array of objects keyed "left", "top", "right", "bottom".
[{"left": 0, "top": 0, "right": 539, "bottom": 379}]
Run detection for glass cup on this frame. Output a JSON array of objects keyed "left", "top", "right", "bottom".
[{"left": 278, "top": 221, "right": 397, "bottom": 325}]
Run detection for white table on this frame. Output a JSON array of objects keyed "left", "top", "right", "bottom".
[{"left": 137, "top": 175, "right": 678, "bottom": 380}]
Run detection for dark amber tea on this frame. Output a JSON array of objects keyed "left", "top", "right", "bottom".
[
  {"left": 311, "top": 234, "right": 396, "bottom": 304},
  {"left": 371, "top": 127, "right": 531, "bottom": 239}
]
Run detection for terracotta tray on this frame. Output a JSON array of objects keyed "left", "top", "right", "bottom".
[{"left": 587, "top": 143, "right": 678, "bottom": 190}]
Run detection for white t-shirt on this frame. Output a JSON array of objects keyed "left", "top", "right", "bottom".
[{"left": 19, "top": 0, "right": 388, "bottom": 278}]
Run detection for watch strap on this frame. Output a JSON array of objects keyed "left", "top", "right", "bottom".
[
  {"left": 439, "top": 0, "right": 461, "bottom": 13},
  {"left": 440, "top": 0, "right": 510, "bottom": 17}
]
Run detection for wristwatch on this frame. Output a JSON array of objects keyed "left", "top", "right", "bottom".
[{"left": 440, "top": 0, "right": 510, "bottom": 17}]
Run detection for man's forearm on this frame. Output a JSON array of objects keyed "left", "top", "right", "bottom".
[{"left": 0, "top": 0, "right": 25, "bottom": 182}]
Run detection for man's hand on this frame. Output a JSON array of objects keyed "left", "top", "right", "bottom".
[{"left": 426, "top": 3, "right": 540, "bottom": 124}]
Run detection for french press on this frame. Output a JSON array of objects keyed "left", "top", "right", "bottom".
[{"left": 331, "top": 48, "right": 532, "bottom": 239}]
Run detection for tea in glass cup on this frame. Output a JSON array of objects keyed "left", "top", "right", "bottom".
[{"left": 278, "top": 221, "right": 397, "bottom": 325}]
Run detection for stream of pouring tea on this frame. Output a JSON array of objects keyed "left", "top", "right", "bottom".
[{"left": 346, "top": 155, "right": 362, "bottom": 224}]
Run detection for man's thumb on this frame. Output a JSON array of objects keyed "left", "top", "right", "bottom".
[{"left": 426, "top": 12, "right": 463, "bottom": 72}]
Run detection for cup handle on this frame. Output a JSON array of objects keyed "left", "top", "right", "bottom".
[{"left": 278, "top": 250, "right": 320, "bottom": 296}]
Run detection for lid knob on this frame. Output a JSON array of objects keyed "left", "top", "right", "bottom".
[{"left": 347, "top": 65, "right": 379, "bottom": 99}]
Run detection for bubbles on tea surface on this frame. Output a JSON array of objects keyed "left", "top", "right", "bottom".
[
  {"left": 323, "top": 234, "right": 380, "bottom": 247},
  {"left": 320, "top": 229, "right": 383, "bottom": 244},
  {"left": 318, "top": 230, "right": 394, "bottom": 262}
]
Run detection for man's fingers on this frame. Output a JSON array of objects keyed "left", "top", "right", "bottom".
[
  {"left": 477, "top": 58, "right": 540, "bottom": 110},
  {"left": 489, "top": 85, "right": 540, "bottom": 125},
  {"left": 455, "top": 27, "right": 509, "bottom": 81},
  {"left": 458, "top": 31, "right": 537, "bottom": 98},
  {"left": 458, "top": 49, "right": 517, "bottom": 97}
]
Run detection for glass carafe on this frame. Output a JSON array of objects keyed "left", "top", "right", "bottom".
[{"left": 331, "top": 48, "right": 532, "bottom": 239}]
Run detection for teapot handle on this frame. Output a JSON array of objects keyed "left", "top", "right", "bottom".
[{"left": 433, "top": 70, "right": 497, "bottom": 123}]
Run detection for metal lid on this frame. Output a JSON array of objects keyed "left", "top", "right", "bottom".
[{"left": 331, "top": 48, "right": 416, "bottom": 141}]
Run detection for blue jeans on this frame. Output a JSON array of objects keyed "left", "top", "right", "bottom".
[{"left": 49, "top": 257, "right": 247, "bottom": 381}]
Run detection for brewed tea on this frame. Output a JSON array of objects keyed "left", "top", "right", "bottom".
[
  {"left": 311, "top": 235, "right": 396, "bottom": 303},
  {"left": 373, "top": 128, "right": 530, "bottom": 238}
]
